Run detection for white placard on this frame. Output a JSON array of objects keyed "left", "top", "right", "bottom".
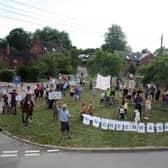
[
  {"left": 116, "top": 121, "right": 123, "bottom": 131},
  {"left": 128, "top": 80, "right": 135, "bottom": 89},
  {"left": 108, "top": 120, "right": 116, "bottom": 130},
  {"left": 146, "top": 123, "right": 155, "bottom": 133},
  {"left": 69, "top": 81, "right": 77, "bottom": 86},
  {"left": 164, "top": 123, "right": 168, "bottom": 132},
  {"left": 96, "top": 74, "right": 111, "bottom": 90},
  {"left": 123, "top": 121, "right": 131, "bottom": 131},
  {"left": 48, "top": 91, "right": 62, "bottom": 100},
  {"left": 156, "top": 123, "right": 164, "bottom": 133},
  {"left": 92, "top": 116, "right": 101, "bottom": 128},
  {"left": 15, "top": 95, "right": 22, "bottom": 101},
  {"left": 101, "top": 119, "right": 109, "bottom": 130},
  {"left": 138, "top": 123, "right": 145, "bottom": 133},
  {"left": 83, "top": 114, "right": 91, "bottom": 125},
  {"left": 130, "top": 122, "right": 138, "bottom": 132}
]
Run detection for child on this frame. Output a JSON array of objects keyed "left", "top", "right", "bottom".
[
  {"left": 123, "top": 99, "right": 128, "bottom": 119},
  {"left": 87, "top": 100, "right": 94, "bottom": 116},
  {"left": 144, "top": 95, "right": 152, "bottom": 120},
  {"left": 80, "top": 103, "right": 87, "bottom": 120}
]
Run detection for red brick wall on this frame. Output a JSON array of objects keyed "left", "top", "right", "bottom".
[{"left": 139, "top": 54, "right": 154, "bottom": 65}]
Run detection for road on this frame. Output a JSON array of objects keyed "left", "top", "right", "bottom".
[{"left": 0, "top": 132, "right": 168, "bottom": 168}]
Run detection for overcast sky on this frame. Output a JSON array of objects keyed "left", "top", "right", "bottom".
[{"left": 0, "top": 0, "right": 167, "bottom": 52}]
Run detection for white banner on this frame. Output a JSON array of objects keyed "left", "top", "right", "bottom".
[
  {"left": 92, "top": 116, "right": 101, "bottom": 128},
  {"left": 82, "top": 115, "right": 168, "bottom": 133},
  {"left": 48, "top": 91, "right": 62, "bottom": 100},
  {"left": 101, "top": 119, "right": 109, "bottom": 130},
  {"left": 83, "top": 114, "right": 91, "bottom": 125},
  {"left": 146, "top": 123, "right": 155, "bottom": 133},
  {"left": 96, "top": 74, "right": 111, "bottom": 90}
]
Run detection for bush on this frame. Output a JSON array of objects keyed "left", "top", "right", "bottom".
[
  {"left": 0, "top": 69, "right": 15, "bottom": 82},
  {"left": 17, "top": 65, "right": 39, "bottom": 82}
]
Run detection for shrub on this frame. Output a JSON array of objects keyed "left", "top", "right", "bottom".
[
  {"left": 0, "top": 69, "right": 15, "bottom": 82},
  {"left": 17, "top": 65, "right": 39, "bottom": 82}
]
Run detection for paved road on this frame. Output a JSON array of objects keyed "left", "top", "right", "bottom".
[{"left": 0, "top": 132, "right": 168, "bottom": 168}]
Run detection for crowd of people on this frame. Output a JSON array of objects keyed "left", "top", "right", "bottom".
[{"left": 1, "top": 74, "right": 168, "bottom": 139}]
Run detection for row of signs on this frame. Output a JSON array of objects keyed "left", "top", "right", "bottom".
[{"left": 82, "top": 114, "right": 168, "bottom": 133}]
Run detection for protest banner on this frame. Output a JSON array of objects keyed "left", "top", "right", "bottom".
[
  {"left": 48, "top": 91, "right": 62, "bottom": 100},
  {"left": 82, "top": 115, "right": 168, "bottom": 134},
  {"left": 96, "top": 74, "right": 111, "bottom": 90}
]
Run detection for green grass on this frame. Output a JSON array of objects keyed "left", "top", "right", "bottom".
[{"left": 0, "top": 85, "right": 168, "bottom": 147}]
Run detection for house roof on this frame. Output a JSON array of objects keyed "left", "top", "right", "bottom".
[
  {"left": 123, "top": 52, "right": 142, "bottom": 62},
  {"left": 40, "top": 41, "right": 65, "bottom": 53}
]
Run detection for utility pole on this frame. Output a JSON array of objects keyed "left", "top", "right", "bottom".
[{"left": 160, "top": 34, "right": 163, "bottom": 55}]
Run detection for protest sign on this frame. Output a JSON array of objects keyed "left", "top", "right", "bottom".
[
  {"left": 128, "top": 80, "right": 135, "bottom": 89},
  {"left": 48, "top": 91, "right": 62, "bottom": 100},
  {"left": 92, "top": 116, "right": 101, "bottom": 128},
  {"left": 96, "top": 74, "right": 110, "bottom": 90},
  {"left": 69, "top": 81, "right": 77, "bottom": 86},
  {"left": 15, "top": 95, "right": 22, "bottom": 101},
  {"left": 83, "top": 114, "right": 91, "bottom": 125},
  {"left": 101, "top": 119, "right": 109, "bottom": 130},
  {"left": 108, "top": 120, "right": 116, "bottom": 130}
]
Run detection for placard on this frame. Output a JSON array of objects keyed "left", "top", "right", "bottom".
[
  {"left": 146, "top": 123, "right": 155, "bottom": 133},
  {"left": 101, "top": 119, "right": 109, "bottom": 130},
  {"left": 156, "top": 123, "right": 164, "bottom": 133},
  {"left": 48, "top": 91, "right": 62, "bottom": 100},
  {"left": 69, "top": 81, "right": 77, "bottom": 86},
  {"left": 83, "top": 114, "right": 91, "bottom": 125},
  {"left": 92, "top": 116, "right": 101, "bottom": 128},
  {"left": 108, "top": 120, "right": 116, "bottom": 130}
]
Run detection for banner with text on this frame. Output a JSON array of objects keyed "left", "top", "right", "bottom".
[{"left": 82, "top": 114, "right": 168, "bottom": 133}]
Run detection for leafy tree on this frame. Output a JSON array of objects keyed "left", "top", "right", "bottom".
[
  {"left": 38, "top": 53, "right": 73, "bottom": 78},
  {"left": 128, "top": 63, "right": 136, "bottom": 75},
  {"left": 87, "top": 50, "right": 123, "bottom": 77},
  {"left": 7, "top": 28, "right": 32, "bottom": 51},
  {"left": 17, "top": 65, "right": 39, "bottom": 82},
  {"left": 34, "top": 27, "right": 72, "bottom": 49},
  {"left": 102, "top": 24, "right": 127, "bottom": 52},
  {"left": 139, "top": 55, "right": 168, "bottom": 84},
  {"left": 0, "top": 38, "right": 7, "bottom": 49}
]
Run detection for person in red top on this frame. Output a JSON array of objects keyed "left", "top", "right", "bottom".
[
  {"left": 34, "top": 84, "right": 40, "bottom": 101},
  {"left": 9, "top": 89, "right": 18, "bottom": 114}
]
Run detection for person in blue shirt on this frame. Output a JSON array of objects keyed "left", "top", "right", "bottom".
[{"left": 56, "top": 102, "right": 71, "bottom": 139}]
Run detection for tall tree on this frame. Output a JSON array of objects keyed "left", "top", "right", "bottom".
[
  {"left": 7, "top": 28, "right": 32, "bottom": 51},
  {"left": 139, "top": 55, "right": 168, "bottom": 84},
  {"left": 87, "top": 50, "right": 123, "bottom": 77},
  {"left": 34, "top": 27, "right": 72, "bottom": 49},
  {"left": 102, "top": 24, "right": 127, "bottom": 52}
]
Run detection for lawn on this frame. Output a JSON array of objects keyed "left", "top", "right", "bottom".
[{"left": 0, "top": 84, "right": 168, "bottom": 147}]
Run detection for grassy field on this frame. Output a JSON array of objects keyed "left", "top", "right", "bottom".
[{"left": 0, "top": 85, "right": 168, "bottom": 147}]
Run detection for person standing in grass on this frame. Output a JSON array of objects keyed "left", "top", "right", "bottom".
[
  {"left": 144, "top": 95, "right": 152, "bottom": 120},
  {"left": 56, "top": 103, "right": 71, "bottom": 139}
]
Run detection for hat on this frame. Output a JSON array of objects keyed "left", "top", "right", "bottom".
[{"left": 62, "top": 104, "right": 67, "bottom": 108}]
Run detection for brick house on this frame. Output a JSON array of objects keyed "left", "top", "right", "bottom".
[
  {"left": 124, "top": 52, "right": 155, "bottom": 66},
  {"left": 0, "top": 37, "right": 66, "bottom": 69}
]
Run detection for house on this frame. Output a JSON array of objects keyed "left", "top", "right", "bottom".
[
  {"left": 0, "top": 37, "right": 66, "bottom": 69},
  {"left": 30, "top": 37, "right": 66, "bottom": 56},
  {"left": 124, "top": 52, "right": 154, "bottom": 66}
]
